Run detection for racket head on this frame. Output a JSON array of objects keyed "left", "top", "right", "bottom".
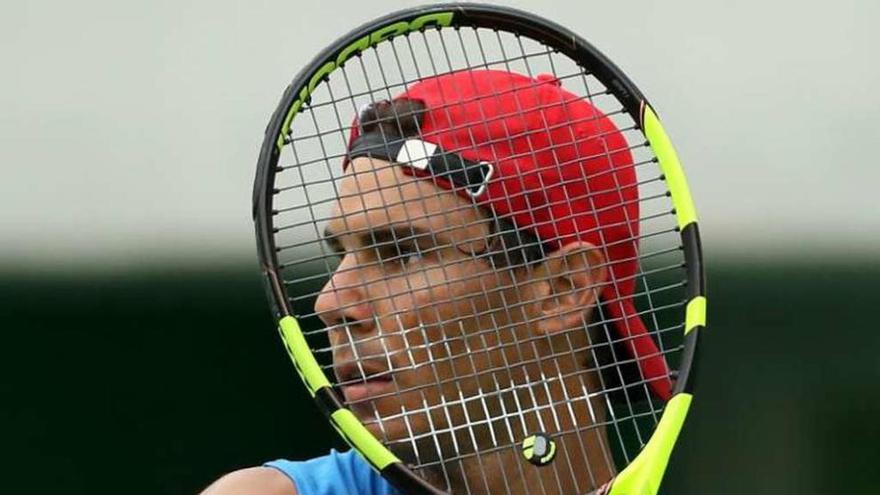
[{"left": 253, "top": 4, "right": 705, "bottom": 494}]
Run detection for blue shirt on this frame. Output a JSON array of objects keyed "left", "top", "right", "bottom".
[{"left": 265, "top": 450, "right": 397, "bottom": 495}]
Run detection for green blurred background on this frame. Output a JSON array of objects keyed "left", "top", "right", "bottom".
[{"left": 2, "top": 0, "right": 878, "bottom": 493}]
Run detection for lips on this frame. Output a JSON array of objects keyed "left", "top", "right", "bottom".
[
  {"left": 340, "top": 376, "right": 394, "bottom": 403},
  {"left": 335, "top": 360, "right": 395, "bottom": 405}
]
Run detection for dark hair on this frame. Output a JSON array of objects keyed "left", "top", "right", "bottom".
[
  {"left": 357, "top": 98, "right": 547, "bottom": 270},
  {"left": 483, "top": 217, "right": 547, "bottom": 270},
  {"left": 358, "top": 98, "right": 426, "bottom": 138}
]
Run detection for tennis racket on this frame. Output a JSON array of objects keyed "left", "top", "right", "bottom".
[{"left": 253, "top": 4, "right": 705, "bottom": 494}]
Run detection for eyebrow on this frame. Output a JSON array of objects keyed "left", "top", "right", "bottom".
[{"left": 322, "top": 223, "right": 439, "bottom": 252}]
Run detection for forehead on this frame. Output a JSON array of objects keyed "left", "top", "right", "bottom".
[{"left": 327, "top": 157, "right": 485, "bottom": 243}]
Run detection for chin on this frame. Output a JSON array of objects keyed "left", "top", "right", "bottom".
[
  {"left": 350, "top": 400, "right": 402, "bottom": 434},
  {"left": 361, "top": 408, "right": 429, "bottom": 443}
]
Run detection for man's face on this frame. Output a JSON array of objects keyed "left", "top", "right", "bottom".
[{"left": 314, "top": 157, "right": 593, "bottom": 462}]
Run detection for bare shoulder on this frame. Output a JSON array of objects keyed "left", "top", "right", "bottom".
[{"left": 199, "top": 466, "right": 297, "bottom": 495}]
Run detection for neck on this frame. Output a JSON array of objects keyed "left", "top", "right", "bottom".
[{"left": 417, "top": 431, "right": 615, "bottom": 494}]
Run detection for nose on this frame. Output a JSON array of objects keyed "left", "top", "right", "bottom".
[{"left": 314, "top": 254, "right": 374, "bottom": 334}]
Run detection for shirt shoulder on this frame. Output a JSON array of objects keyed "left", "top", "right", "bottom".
[{"left": 264, "top": 449, "right": 396, "bottom": 495}]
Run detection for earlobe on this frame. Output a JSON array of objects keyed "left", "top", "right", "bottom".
[{"left": 534, "top": 242, "right": 607, "bottom": 335}]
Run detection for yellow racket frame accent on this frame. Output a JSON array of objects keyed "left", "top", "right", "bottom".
[
  {"left": 331, "top": 409, "right": 402, "bottom": 470},
  {"left": 643, "top": 104, "right": 697, "bottom": 230},
  {"left": 279, "top": 316, "right": 330, "bottom": 396},
  {"left": 685, "top": 296, "right": 707, "bottom": 335},
  {"left": 278, "top": 316, "right": 402, "bottom": 470},
  {"left": 608, "top": 394, "right": 693, "bottom": 494},
  {"left": 607, "top": 105, "right": 704, "bottom": 495}
]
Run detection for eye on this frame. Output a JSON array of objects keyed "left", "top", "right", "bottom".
[
  {"left": 382, "top": 244, "right": 424, "bottom": 270},
  {"left": 399, "top": 248, "right": 424, "bottom": 268}
]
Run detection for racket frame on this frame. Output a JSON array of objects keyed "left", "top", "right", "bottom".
[{"left": 253, "top": 4, "right": 706, "bottom": 494}]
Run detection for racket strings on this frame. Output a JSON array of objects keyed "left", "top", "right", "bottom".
[
  {"left": 299, "top": 284, "right": 687, "bottom": 399},
  {"left": 278, "top": 116, "right": 640, "bottom": 188},
  {"left": 281, "top": 228, "right": 679, "bottom": 290},
  {"left": 271, "top": 22, "right": 687, "bottom": 495},
  {"left": 274, "top": 150, "right": 662, "bottom": 225},
  {"left": 288, "top": 252, "right": 687, "bottom": 333},
  {"left": 319, "top": 329, "right": 685, "bottom": 443},
  {"left": 462, "top": 24, "right": 674, "bottom": 489},
  {"left": 306, "top": 270, "right": 688, "bottom": 374},
  {"left": 308, "top": 291, "right": 688, "bottom": 365},
  {"left": 285, "top": 72, "right": 611, "bottom": 144},
  {"left": 310, "top": 230, "right": 681, "bottom": 475},
  {"left": 317, "top": 307, "right": 686, "bottom": 382},
  {"left": 498, "top": 28, "right": 671, "bottom": 444},
  {"left": 274, "top": 195, "right": 673, "bottom": 273},
  {"left": 376, "top": 32, "right": 561, "bottom": 493},
  {"left": 372, "top": 378, "right": 648, "bottom": 447},
  {"left": 329, "top": 329, "right": 683, "bottom": 411},
  {"left": 272, "top": 154, "right": 661, "bottom": 239}
]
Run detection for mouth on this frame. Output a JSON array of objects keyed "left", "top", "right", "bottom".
[{"left": 335, "top": 362, "right": 396, "bottom": 405}]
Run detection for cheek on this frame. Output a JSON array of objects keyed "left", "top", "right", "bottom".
[
  {"left": 382, "top": 262, "right": 487, "bottom": 359},
  {"left": 385, "top": 261, "right": 478, "bottom": 318},
  {"left": 405, "top": 266, "right": 510, "bottom": 367},
  {"left": 401, "top": 269, "right": 442, "bottom": 309}
]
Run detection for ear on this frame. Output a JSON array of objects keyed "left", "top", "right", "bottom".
[{"left": 531, "top": 242, "right": 608, "bottom": 335}]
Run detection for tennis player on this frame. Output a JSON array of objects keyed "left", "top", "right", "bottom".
[{"left": 202, "top": 69, "right": 670, "bottom": 495}]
